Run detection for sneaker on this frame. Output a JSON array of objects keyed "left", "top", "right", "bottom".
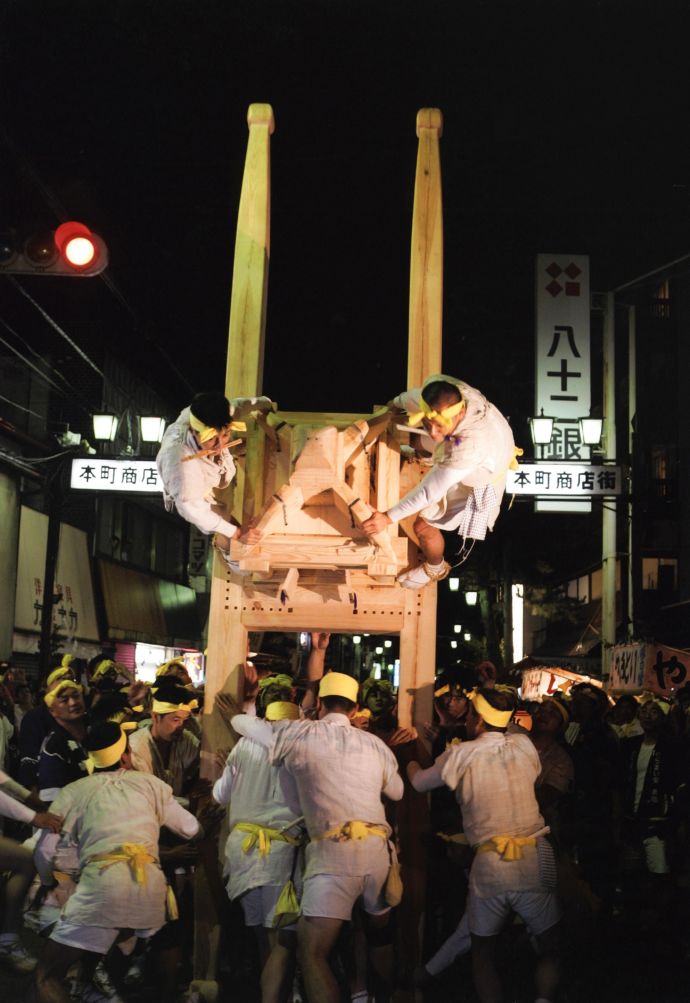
[
  {"left": 91, "top": 960, "right": 125, "bottom": 1002},
  {"left": 0, "top": 937, "right": 38, "bottom": 973},
  {"left": 397, "top": 560, "right": 450, "bottom": 589},
  {"left": 123, "top": 952, "right": 147, "bottom": 986}
]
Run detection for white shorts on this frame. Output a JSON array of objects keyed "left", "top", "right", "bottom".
[
  {"left": 301, "top": 869, "right": 390, "bottom": 922},
  {"left": 50, "top": 919, "right": 162, "bottom": 955},
  {"left": 466, "top": 889, "right": 560, "bottom": 938},
  {"left": 239, "top": 884, "right": 287, "bottom": 929}
]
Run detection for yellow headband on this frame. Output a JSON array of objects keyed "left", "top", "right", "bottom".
[
  {"left": 91, "top": 659, "right": 116, "bottom": 680},
  {"left": 189, "top": 412, "right": 246, "bottom": 444},
  {"left": 265, "top": 701, "right": 300, "bottom": 721},
  {"left": 156, "top": 659, "right": 186, "bottom": 678},
  {"left": 408, "top": 398, "right": 466, "bottom": 430},
  {"left": 151, "top": 697, "right": 198, "bottom": 716},
  {"left": 61, "top": 654, "right": 75, "bottom": 667},
  {"left": 641, "top": 694, "right": 672, "bottom": 715},
  {"left": 46, "top": 666, "right": 72, "bottom": 688},
  {"left": 87, "top": 729, "right": 127, "bottom": 770},
  {"left": 319, "top": 671, "right": 359, "bottom": 703},
  {"left": 468, "top": 689, "right": 513, "bottom": 728},
  {"left": 45, "top": 680, "right": 83, "bottom": 707}
]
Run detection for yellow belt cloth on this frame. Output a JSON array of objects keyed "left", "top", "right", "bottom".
[
  {"left": 437, "top": 831, "right": 469, "bottom": 845},
  {"left": 234, "top": 822, "right": 302, "bottom": 857},
  {"left": 475, "top": 834, "right": 536, "bottom": 862},
  {"left": 89, "top": 843, "right": 156, "bottom": 885},
  {"left": 315, "top": 820, "right": 389, "bottom": 843}
]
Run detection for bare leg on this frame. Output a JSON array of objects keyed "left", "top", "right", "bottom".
[
  {"left": 260, "top": 929, "right": 295, "bottom": 1003},
  {"left": 533, "top": 923, "right": 560, "bottom": 1002},
  {"left": 365, "top": 911, "right": 394, "bottom": 1000},
  {"left": 31, "top": 940, "right": 84, "bottom": 1003},
  {"left": 471, "top": 933, "right": 502, "bottom": 1003},
  {"left": 0, "top": 836, "right": 36, "bottom": 934},
  {"left": 413, "top": 517, "right": 445, "bottom": 564},
  {"left": 297, "top": 915, "right": 343, "bottom": 1003}
]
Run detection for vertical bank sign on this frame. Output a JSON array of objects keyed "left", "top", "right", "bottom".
[{"left": 535, "top": 254, "right": 591, "bottom": 513}]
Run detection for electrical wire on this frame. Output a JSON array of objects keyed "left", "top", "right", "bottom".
[
  {"left": 6, "top": 276, "right": 104, "bottom": 377},
  {"left": 0, "top": 391, "right": 43, "bottom": 419},
  {"left": 0, "top": 322, "right": 88, "bottom": 406}
]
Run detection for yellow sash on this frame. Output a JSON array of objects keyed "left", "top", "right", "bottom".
[
  {"left": 234, "top": 822, "right": 302, "bottom": 857},
  {"left": 89, "top": 843, "right": 156, "bottom": 885},
  {"left": 475, "top": 834, "right": 536, "bottom": 862},
  {"left": 315, "top": 820, "right": 389, "bottom": 843}
]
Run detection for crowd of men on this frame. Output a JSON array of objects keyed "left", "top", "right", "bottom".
[
  {"left": 0, "top": 643, "right": 689, "bottom": 1003},
  {"left": 0, "top": 379, "right": 685, "bottom": 1002}
]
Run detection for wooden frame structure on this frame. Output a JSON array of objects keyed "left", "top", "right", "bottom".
[{"left": 192, "top": 104, "right": 444, "bottom": 997}]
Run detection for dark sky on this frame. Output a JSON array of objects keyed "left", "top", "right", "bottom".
[{"left": 2, "top": 0, "right": 690, "bottom": 427}]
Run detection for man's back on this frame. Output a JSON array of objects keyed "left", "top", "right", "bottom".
[{"left": 271, "top": 713, "right": 402, "bottom": 837}]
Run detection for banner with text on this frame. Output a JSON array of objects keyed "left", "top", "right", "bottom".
[{"left": 535, "top": 253, "right": 591, "bottom": 512}]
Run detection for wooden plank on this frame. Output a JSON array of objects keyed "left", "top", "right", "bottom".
[
  {"left": 398, "top": 585, "right": 437, "bottom": 733},
  {"left": 375, "top": 433, "right": 401, "bottom": 536},
  {"left": 240, "top": 608, "right": 407, "bottom": 632},
  {"left": 408, "top": 108, "right": 444, "bottom": 388},
  {"left": 200, "top": 104, "right": 274, "bottom": 992},
  {"left": 224, "top": 103, "right": 274, "bottom": 398}
]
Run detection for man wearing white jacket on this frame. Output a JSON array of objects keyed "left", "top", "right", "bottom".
[
  {"left": 156, "top": 390, "right": 273, "bottom": 560},
  {"left": 363, "top": 375, "right": 517, "bottom": 589},
  {"left": 0, "top": 771, "right": 61, "bottom": 974}
]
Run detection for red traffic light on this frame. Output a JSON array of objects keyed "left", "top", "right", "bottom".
[
  {"left": 0, "top": 222, "right": 108, "bottom": 277},
  {"left": 54, "top": 221, "right": 99, "bottom": 271}
]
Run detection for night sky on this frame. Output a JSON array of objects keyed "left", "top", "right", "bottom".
[{"left": 2, "top": 0, "right": 690, "bottom": 428}]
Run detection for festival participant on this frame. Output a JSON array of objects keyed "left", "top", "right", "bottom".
[
  {"left": 19, "top": 662, "right": 78, "bottom": 790},
  {"left": 407, "top": 687, "right": 560, "bottom": 1003},
  {"left": 0, "top": 771, "right": 61, "bottom": 974},
  {"left": 617, "top": 696, "right": 681, "bottom": 911},
  {"left": 129, "top": 681, "right": 200, "bottom": 798},
  {"left": 232, "top": 670, "right": 404, "bottom": 1003},
  {"left": 156, "top": 390, "right": 273, "bottom": 565},
  {"left": 31, "top": 722, "right": 201, "bottom": 1003},
  {"left": 362, "top": 375, "right": 517, "bottom": 588},
  {"left": 213, "top": 677, "right": 303, "bottom": 1003},
  {"left": 37, "top": 681, "right": 89, "bottom": 803}
]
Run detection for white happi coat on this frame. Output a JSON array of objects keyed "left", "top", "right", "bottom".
[
  {"left": 388, "top": 376, "right": 516, "bottom": 539},
  {"left": 156, "top": 398, "right": 271, "bottom": 537},
  {"left": 213, "top": 732, "right": 303, "bottom": 901},
  {"left": 232, "top": 713, "right": 403, "bottom": 879},
  {"left": 441, "top": 731, "right": 546, "bottom": 897},
  {"left": 34, "top": 770, "right": 199, "bottom": 930}
]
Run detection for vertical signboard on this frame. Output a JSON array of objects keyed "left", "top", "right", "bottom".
[{"left": 535, "top": 254, "right": 591, "bottom": 512}]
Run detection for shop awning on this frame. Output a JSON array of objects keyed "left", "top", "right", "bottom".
[{"left": 98, "top": 559, "right": 201, "bottom": 648}]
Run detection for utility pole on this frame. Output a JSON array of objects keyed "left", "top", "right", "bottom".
[{"left": 601, "top": 292, "right": 617, "bottom": 679}]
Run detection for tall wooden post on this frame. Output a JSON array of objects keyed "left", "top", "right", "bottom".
[
  {"left": 192, "top": 104, "right": 274, "bottom": 1001},
  {"left": 399, "top": 108, "right": 443, "bottom": 735}
]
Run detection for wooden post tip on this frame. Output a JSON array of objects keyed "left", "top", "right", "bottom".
[
  {"left": 247, "top": 104, "right": 276, "bottom": 133},
  {"left": 416, "top": 108, "right": 443, "bottom": 137}
]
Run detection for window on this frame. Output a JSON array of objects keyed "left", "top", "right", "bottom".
[{"left": 642, "top": 557, "right": 677, "bottom": 591}]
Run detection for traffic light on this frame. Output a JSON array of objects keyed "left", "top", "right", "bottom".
[{"left": 0, "top": 222, "right": 108, "bottom": 277}]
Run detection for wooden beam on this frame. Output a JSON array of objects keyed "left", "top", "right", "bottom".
[
  {"left": 408, "top": 108, "right": 443, "bottom": 388},
  {"left": 225, "top": 103, "right": 274, "bottom": 398}
]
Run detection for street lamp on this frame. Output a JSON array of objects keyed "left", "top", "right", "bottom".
[
  {"left": 139, "top": 416, "right": 167, "bottom": 443},
  {"left": 92, "top": 413, "right": 119, "bottom": 441},
  {"left": 465, "top": 590, "right": 478, "bottom": 606},
  {"left": 529, "top": 409, "right": 554, "bottom": 446},
  {"left": 448, "top": 577, "right": 460, "bottom": 592},
  {"left": 453, "top": 624, "right": 462, "bottom": 634},
  {"left": 579, "top": 415, "right": 604, "bottom": 447}
]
